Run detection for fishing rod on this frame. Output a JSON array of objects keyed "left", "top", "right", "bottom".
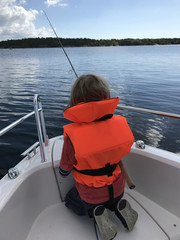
[
  {"left": 43, "top": 10, "right": 78, "bottom": 79},
  {"left": 43, "top": 12, "right": 136, "bottom": 188}
]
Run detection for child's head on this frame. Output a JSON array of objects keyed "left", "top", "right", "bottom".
[{"left": 67, "top": 74, "right": 110, "bottom": 108}]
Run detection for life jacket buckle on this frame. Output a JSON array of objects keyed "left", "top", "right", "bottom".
[{"left": 105, "top": 163, "right": 116, "bottom": 177}]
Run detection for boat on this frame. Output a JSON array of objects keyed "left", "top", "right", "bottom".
[{"left": 0, "top": 94, "right": 180, "bottom": 240}]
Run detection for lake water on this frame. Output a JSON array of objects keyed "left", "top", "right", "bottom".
[{"left": 0, "top": 45, "right": 180, "bottom": 178}]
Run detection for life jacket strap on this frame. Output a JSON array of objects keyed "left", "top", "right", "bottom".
[
  {"left": 73, "top": 163, "right": 117, "bottom": 177},
  {"left": 107, "top": 184, "right": 114, "bottom": 204}
]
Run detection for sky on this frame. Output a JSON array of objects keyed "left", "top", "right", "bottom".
[{"left": 0, "top": 0, "right": 180, "bottom": 41}]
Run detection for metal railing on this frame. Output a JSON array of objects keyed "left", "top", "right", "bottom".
[
  {"left": 33, "top": 94, "right": 48, "bottom": 162},
  {"left": 1, "top": 96, "right": 179, "bottom": 163},
  {"left": 0, "top": 94, "right": 48, "bottom": 163},
  {"left": 117, "top": 105, "right": 180, "bottom": 119},
  {"left": 0, "top": 111, "right": 36, "bottom": 137}
]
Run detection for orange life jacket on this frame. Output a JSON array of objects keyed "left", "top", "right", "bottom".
[{"left": 63, "top": 98, "right": 134, "bottom": 188}]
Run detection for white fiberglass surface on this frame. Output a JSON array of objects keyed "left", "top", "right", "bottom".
[{"left": 27, "top": 194, "right": 168, "bottom": 240}]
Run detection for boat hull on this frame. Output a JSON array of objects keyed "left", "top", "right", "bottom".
[{"left": 0, "top": 136, "right": 180, "bottom": 240}]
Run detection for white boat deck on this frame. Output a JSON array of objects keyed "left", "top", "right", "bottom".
[
  {"left": 1, "top": 137, "right": 180, "bottom": 240},
  {"left": 27, "top": 194, "right": 168, "bottom": 240}
]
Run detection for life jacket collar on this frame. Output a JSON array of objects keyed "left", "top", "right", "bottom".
[{"left": 63, "top": 97, "right": 119, "bottom": 123}]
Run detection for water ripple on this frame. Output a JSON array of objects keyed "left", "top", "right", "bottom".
[{"left": 0, "top": 46, "right": 180, "bottom": 178}]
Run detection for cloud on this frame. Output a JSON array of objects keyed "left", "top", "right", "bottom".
[
  {"left": 19, "top": 0, "right": 26, "bottom": 4},
  {"left": 0, "top": 0, "right": 52, "bottom": 40},
  {"left": 45, "top": 0, "right": 68, "bottom": 8}
]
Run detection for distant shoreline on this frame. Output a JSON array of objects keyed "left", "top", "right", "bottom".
[{"left": 0, "top": 37, "right": 180, "bottom": 49}]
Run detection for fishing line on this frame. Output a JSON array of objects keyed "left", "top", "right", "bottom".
[{"left": 43, "top": 10, "right": 78, "bottom": 79}]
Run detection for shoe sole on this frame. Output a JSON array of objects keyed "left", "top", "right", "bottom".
[
  {"left": 94, "top": 207, "right": 117, "bottom": 240},
  {"left": 116, "top": 199, "right": 138, "bottom": 231}
]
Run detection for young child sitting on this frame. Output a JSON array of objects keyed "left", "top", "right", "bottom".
[{"left": 59, "top": 74, "right": 138, "bottom": 240}]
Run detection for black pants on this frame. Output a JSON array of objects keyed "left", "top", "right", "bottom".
[{"left": 65, "top": 186, "right": 124, "bottom": 216}]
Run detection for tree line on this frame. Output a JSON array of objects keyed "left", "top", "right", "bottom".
[{"left": 0, "top": 37, "right": 180, "bottom": 48}]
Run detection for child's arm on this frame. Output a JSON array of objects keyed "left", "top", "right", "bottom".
[
  {"left": 59, "top": 135, "right": 77, "bottom": 177},
  {"left": 59, "top": 166, "right": 71, "bottom": 177}
]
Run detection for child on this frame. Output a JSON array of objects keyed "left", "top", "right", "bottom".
[{"left": 59, "top": 74, "right": 138, "bottom": 240}]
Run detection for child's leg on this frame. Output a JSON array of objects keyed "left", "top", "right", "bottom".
[
  {"left": 65, "top": 187, "right": 117, "bottom": 240},
  {"left": 93, "top": 205, "right": 117, "bottom": 240},
  {"left": 65, "top": 186, "right": 96, "bottom": 216},
  {"left": 114, "top": 199, "right": 138, "bottom": 231}
]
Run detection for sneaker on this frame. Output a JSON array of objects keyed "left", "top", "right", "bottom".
[
  {"left": 114, "top": 199, "right": 138, "bottom": 231},
  {"left": 93, "top": 205, "right": 117, "bottom": 240}
]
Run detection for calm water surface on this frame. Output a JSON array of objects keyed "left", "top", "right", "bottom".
[{"left": 0, "top": 45, "right": 180, "bottom": 178}]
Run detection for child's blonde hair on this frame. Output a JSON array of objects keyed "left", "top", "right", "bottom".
[{"left": 67, "top": 74, "right": 110, "bottom": 108}]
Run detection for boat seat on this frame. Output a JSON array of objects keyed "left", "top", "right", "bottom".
[{"left": 26, "top": 192, "right": 168, "bottom": 240}]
